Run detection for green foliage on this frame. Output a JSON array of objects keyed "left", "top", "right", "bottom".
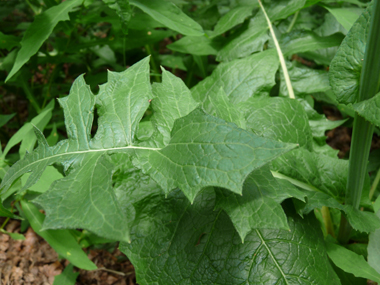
[{"left": 1, "top": 0, "right": 380, "bottom": 284}]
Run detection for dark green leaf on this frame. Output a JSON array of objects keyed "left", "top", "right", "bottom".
[
  {"left": 53, "top": 264, "right": 79, "bottom": 285},
  {"left": 5, "top": 0, "right": 83, "bottom": 82}
]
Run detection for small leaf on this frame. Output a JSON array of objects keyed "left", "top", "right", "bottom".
[
  {"left": 168, "top": 36, "right": 222, "bottom": 56},
  {"left": 102, "top": 0, "right": 132, "bottom": 34},
  {"left": 0, "top": 229, "right": 25, "bottom": 240},
  {"left": 0, "top": 113, "right": 16, "bottom": 128},
  {"left": 53, "top": 264, "right": 79, "bottom": 285},
  {"left": 0, "top": 203, "right": 22, "bottom": 219},
  {"left": 322, "top": 6, "right": 363, "bottom": 31},
  {"left": 326, "top": 242, "right": 380, "bottom": 283},
  {"left": 21, "top": 200, "right": 97, "bottom": 270},
  {"left": 352, "top": 92, "right": 380, "bottom": 127}
]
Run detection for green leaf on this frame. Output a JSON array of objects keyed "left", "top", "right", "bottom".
[
  {"left": 209, "top": 5, "right": 255, "bottom": 38},
  {"left": 246, "top": 97, "right": 314, "bottom": 150},
  {"left": 216, "top": 12, "right": 269, "bottom": 62},
  {"left": 0, "top": 229, "right": 25, "bottom": 240},
  {"left": 21, "top": 200, "right": 97, "bottom": 270},
  {"left": 102, "top": 0, "right": 132, "bottom": 33},
  {"left": 167, "top": 36, "right": 222, "bottom": 56},
  {"left": 329, "top": 3, "right": 372, "bottom": 104},
  {"left": 53, "top": 264, "right": 79, "bottom": 285},
  {"left": 0, "top": 203, "right": 22, "bottom": 219},
  {"left": 21, "top": 166, "right": 63, "bottom": 193},
  {"left": 368, "top": 209, "right": 380, "bottom": 274},
  {"left": 271, "top": 148, "right": 348, "bottom": 199},
  {"left": 203, "top": 87, "right": 246, "bottom": 129},
  {"left": 352, "top": 92, "right": 380, "bottom": 127},
  {"left": 129, "top": 0, "right": 204, "bottom": 36},
  {"left": 315, "top": 13, "right": 348, "bottom": 37},
  {"left": 215, "top": 166, "right": 305, "bottom": 242},
  {"left": 0, "top": 32, "right": 20, "bottom": 51},
  {"left": 326, "top": 242, "right": 380, "bottom": 283},
  {"left": 0, "top": 113, "right": 16, "bottom": 128},
  {"left": 280, "top": 30, "right": 343, "bottom": 56},
  {"left": 192, "top": 49, "right": 279, "bottom": 108},
  {"left": 5, "top": 0, "right": 83, "bottom": 82},
  {"left": 134, "top": 109, "right": 297, "bottom": 202},
  {"left": 149, "top": 68, "right": 198, "bottom": 146},
  {"left": 120, "top": 188, "right": 340, "bottom": 284},
  {"left": 294, "top": 191, "right": 380, "bottom": 233},
  {"left": 1, "top": 100, "right": 54, "bottom": 159},
  {"left": 322, "top": 6, "right": 363, "bottom": 31}
]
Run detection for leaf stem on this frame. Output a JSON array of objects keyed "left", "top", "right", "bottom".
[
  {"left": 369, "top": 167, "right": 380, "bottom": 200},
  {"left": 322, "top": 206, "right": 335, "bottom": 237},
  {"left": 258, "top": 0, "right": 295, "bottom": 99},
  {"left": 286, "top": 11, "right": 299, "bottom": 33},
  {"left": 145, "top": 45, "right": 161, "bottom": 82},
  {"left": 338, "top": 0, "right": 380, "bottom": 244}
]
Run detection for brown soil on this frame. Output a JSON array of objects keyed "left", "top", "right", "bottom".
[{"left": 0, "top": 219, "right": 136, "bottom": 285}]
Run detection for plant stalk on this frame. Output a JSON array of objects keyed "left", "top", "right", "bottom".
[
  {"left": 338, "top": 0, "right": 380, "bottom": 244},
  {"left": 258, "top": 0, "right": 295, "bottom": 99},
  {"left": 145, "top": 45, "right": 161, "bottom": 82}
]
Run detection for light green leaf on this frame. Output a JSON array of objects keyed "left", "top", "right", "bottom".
[
  {"left": 167, "top": 36, "right": 221, "bottom": 56},
  {"left": 1, "top": 100, "right": 54, "bottom": 159},
  {"left": 5, "top": 0, "right": 83, "bottom": 82},
  {"left": 209, "top": 5, "right": 255, "bottom": 38},
  {"left": 134, "top": 109, "right": 297, "bottom": 202},
  {"left": 329, "top": 3, "right": 372, "bottom": 104},
  {"left": 0, "top": 229, "right": 25, "bottom": 240},
  {"left": 204, "top": 87, "right": 246, "bottom": 129},
  {"left": 121, "top": 188, "right": 340, "bottom": 285},
  {"left": 149, "top": 68, "right": 198, "bottom": 146},
  {"left": 192, "top": 49, "right": 279, "bottom": 108},
  {"left": 280, "top": 30, "right": 343, "bottom": 56},
  {"left": 315, "top": 13, "right": 348, "bottom": 36},
  {"left": 215, "top": 166, "right": 305, "bottom": 242},
  {"left": 326, "top": 242, "right": 380, "bottom": 283},
  {"left": 21, "top": 200, "right": 97, "bottom": 270},
  {"left": 368, "top": 209, "right": 380, "bottom": 274},
  {"left": 246, "top": 97, "right": 313, "bottom": 150},
  {"left": 160, "top": 54, "right": 187, "bottom": 71},
  {"left": 53, "top": 264, "right": 79, "bottom": 285},
  {"left": 21, "top": 166, "right": 63, "bottom": 193},
  {"left": 129, "top": 0, "right": 204, "bottom": 36},
  {"left": 352, "top": 92, "right": 380, "bottom": 127},
  {"left": 322, "top": 6, "right": 363, "bottom": 31}
]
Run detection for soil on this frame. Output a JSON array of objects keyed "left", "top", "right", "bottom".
[{"left": 0, "top": 218, "right": 137, "bottom": 285}]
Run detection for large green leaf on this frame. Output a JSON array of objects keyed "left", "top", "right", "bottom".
[
  {"left": 21, "top": 200, "right": 97, "bottom": 270},
  {"left": 134, "top": 109, "right": 296, "bottom": 202},
  {"left": 246, "top": 97, "right": 314, "bottom": 151},
  {"left": 129, "top": 0, "right": 204, "bottom": 36},
  {"left": 5, "top": 0, "right": 83, "bottom": 82},
  {"left": 329, "top": 3, "right": 372, "bottom": 104},
  {"left": 326, "top": 242, "right": 380, "bottom": 283},
  {"left": 120, "top": 188, "right": 340, "bottom": 285},
  {"left": 322, "top": 6, "right": 363, "bottom": 31}
]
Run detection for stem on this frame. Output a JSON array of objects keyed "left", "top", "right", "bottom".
[
  {"left": 21, "top": 80, "right": 41, "bottom": 113},
  {"left": 258, "top": 0, "right": 295, "bottom": 99},
  {"left": 369, "top": 167, "right": 380, "bottom": 200},
  {"left": 338, "top": 0, "right": 380, "bottom": 244},
  {"left": 286, "top": 11, "right": 299, "bottom": 33},
  {"left": 322, "top": 206, "right": 335, "bottom": 237},
  {"left": 145, "top": 45, "right": 160, "bottom": 82}
]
